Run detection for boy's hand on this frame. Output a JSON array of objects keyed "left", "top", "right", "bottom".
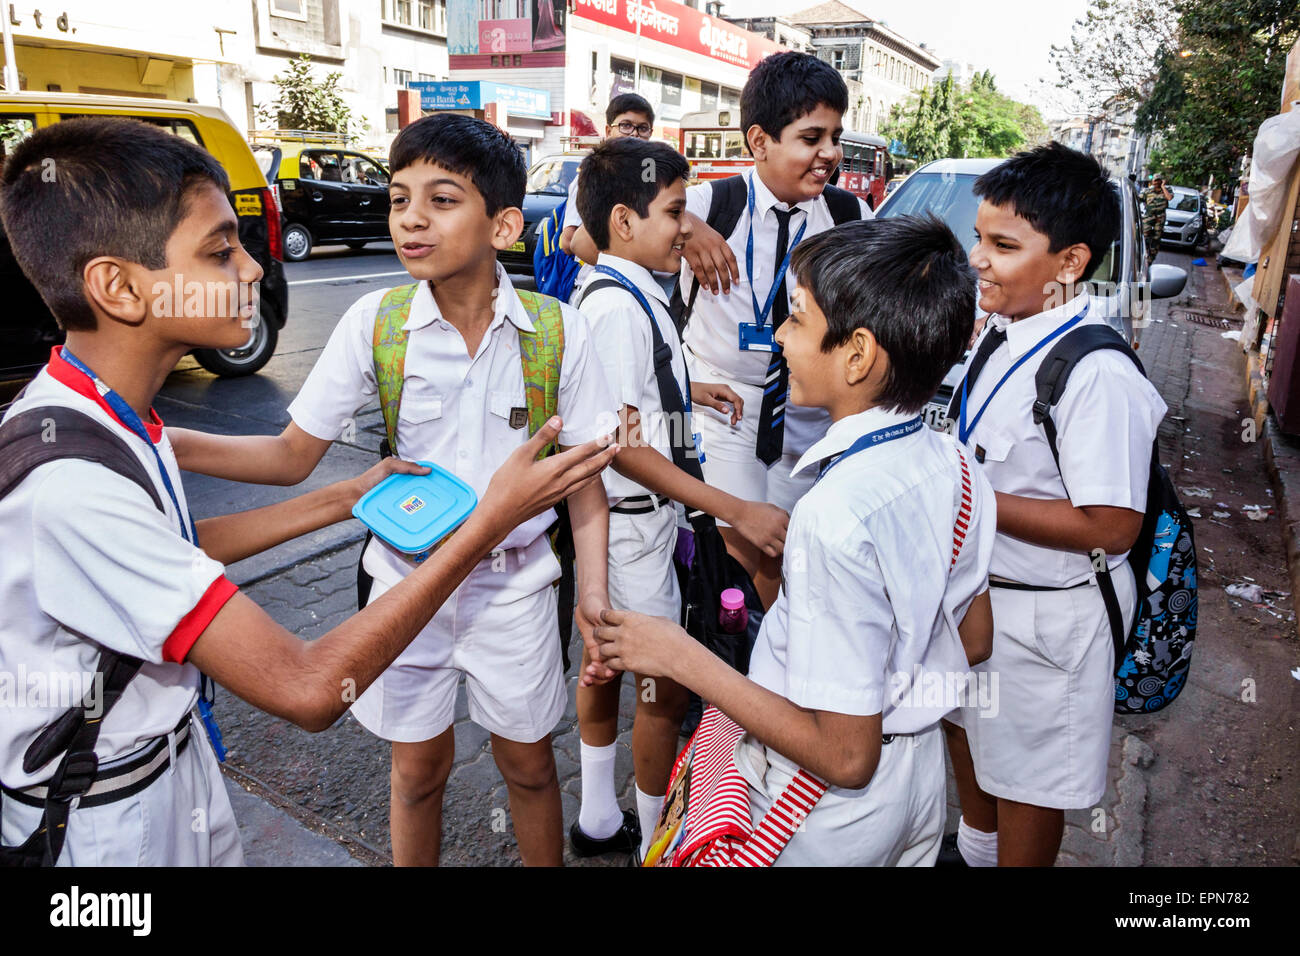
[
  {"left": 590, "top": 608, "right": 693, "bottom": 683},
  {"left": 349, "top": 458, "right": 431, "bottom": 505},
  {"left": 730, "top": 500, "right": 789, "bottom": 558},
  {"left": 691, "top": 381, "right": 744, "bottom": 425},
  {"left": 577, "top": 592, "right": 620, "bottom": 686},
  {"left": 681, "top": 212, "right": 739, "bottom": 296},
  {"left": 478, "top": 417, "right": 618, "bottom": 539}
]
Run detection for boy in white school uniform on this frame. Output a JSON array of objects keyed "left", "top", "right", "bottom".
[
  {"left": 591, "top": 216, "right": 997, "bottom": 867},
  {"left": 566, "top": 137, "right": 789, "bottom": 862},
  {"left": 560, "top": 92, "right": 656, "bottom": 300},
  {"left": 941, "top": 143, "right": 1167, "bottom": 867},
  {"left": 675, "top": 51, "right": 873, "bottom": 607},
  {"left": 0, "top": 118, "right": 614, "bottom": 866},
  {"left": 169, "top": 114, "right": 618, "bottom": 867}
]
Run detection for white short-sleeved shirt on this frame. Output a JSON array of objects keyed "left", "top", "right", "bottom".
[
  {"left": 959, "top": 292, "right": 1167, "bottom": 587},
  {"left": 562, "top": 174, "right": 583, "bottom": 231},
  {"left": 577, "top": 253, "right": 690, "bottom": 503},
  {"left": 288, "top": 264, "right": 617, "bottom": 584},
  {"left": 0, "top": 351, "right": 236, "bottom": 788},
  {"left": 746, "top": 406, "right": 996, "bottom": 735},
  {"left": 680, "top": 169, "right": 873, "bottom": 458}
]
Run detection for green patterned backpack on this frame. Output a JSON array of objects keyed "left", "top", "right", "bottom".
[{"left": 358, "top": 282, "right": 579, "bottom": 668}]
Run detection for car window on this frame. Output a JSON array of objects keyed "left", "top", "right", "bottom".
[
  {"left": 0, "top": 115, "right": 35, "bottom": 163},
  {"left": 341, "top": 153, "right": 388, "bottom": 186},
  {"left": 878, "top": 172, "right": 981, "bottom": 251},
  {"left": 1171, "top": 191, "right": 1199, "bottom": 212},
  {"left": 252, "top": 145, "right": 278, "bottom": 179},
  {"left": 526, "top": 159, "right": 576, "bottom": 196},
  {"left": 302, "top": 150, "right": 344, "bottom": 182},
  {"left": 60, "top": 113, "right": 203, "bottom": 146}
]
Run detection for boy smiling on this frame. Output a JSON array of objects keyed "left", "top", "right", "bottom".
[{"left": 170, "top": 114, "right": 617, "bottom": 866}]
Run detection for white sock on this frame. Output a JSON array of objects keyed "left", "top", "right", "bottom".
[
  {"left": 577, "top": 742, "right": 623, "bottom": 840},
  {"left": 957, "top": 816, "right": 999, "bottom": 867},
  {"left": 635, "top": 785, "right": 665, "bottom": 859}
]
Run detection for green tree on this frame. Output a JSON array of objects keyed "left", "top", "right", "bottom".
[
  {"left": 256, "top": 54, "right": 361, "bottom": 139},
  {"left": 883, "top": 72, "right": 1046, "bottom": 162},
  {"left": 1139, "top": 0, "right": 1300, "bottom": 186},
  {"left": 1049, "top": 0, "right": 1179, "bottom": 117}
]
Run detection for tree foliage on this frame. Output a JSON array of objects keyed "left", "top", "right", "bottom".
[
  {"left": 882, "top": 72, "right": 1047, "bottom": 162},
  {"left": 1141, "top": 0, "right": 1300, "bottom": 187},
  {"left": 256, "top": 54, "right": 360, "bottom": 138},
  {"left": 1049, "top": 0, "right": 1179, "bottom": 117}
]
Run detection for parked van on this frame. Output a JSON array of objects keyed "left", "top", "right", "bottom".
[{"left": 0, "top": 92, "right": 288, "bottom": 383}]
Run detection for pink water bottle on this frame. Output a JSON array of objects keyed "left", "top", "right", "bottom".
[{"left": 719, "top": 588, "right": 748, "bottom": 634}]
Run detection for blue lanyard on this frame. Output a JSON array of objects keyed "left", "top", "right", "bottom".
[
  {"left": 745, "top": 175, "right": 807, "bottom": 329},
  {"left": 817, "top": 416, "right": 924, "bottom": 482},
  {"left": 958, "top": 305, "right": 1090, "bottom": 445},
  {"left": 593, "top": 264, "right": 691, "bottom": 404},
  {"left": 59, "top": 348, "right": 197, "bottom": 544}
]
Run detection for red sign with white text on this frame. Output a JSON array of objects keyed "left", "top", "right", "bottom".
[{"left": 572, "top": 0, "right": 781, "bottom": 70}]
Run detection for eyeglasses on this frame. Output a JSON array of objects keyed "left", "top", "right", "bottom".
[{"left": 614, "top": 121, "right": 654, "bottom": 138}]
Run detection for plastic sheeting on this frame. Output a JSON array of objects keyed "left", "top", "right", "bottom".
[{"left": 1221, "top": 110, "right": 1300, "bottom": 265}]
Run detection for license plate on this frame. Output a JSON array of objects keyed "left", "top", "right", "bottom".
[
  {"left": 923, "top": 402, "right": 953, "bottom": 433},
  {"left": 509, "top": 240, "right": 525, "bottom": 252}
]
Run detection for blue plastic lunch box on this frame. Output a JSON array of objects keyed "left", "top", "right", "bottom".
[{"left": 351, "top": 461, "right": 477, "bottom": 557}]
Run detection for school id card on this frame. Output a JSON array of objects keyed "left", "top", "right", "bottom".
[{"left": 738, "top": 322, "right": 778, "bottom": 352}]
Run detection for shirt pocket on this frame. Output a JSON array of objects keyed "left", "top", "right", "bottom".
[
  {"left": 487, "top": 387, "right": 528, "bottom": 433},
  {"left": 397, "top": 391, "right": 443, "bottom": 427},
  {"left": 973, "top": 426, "right": 1013, "bottom": 467}
]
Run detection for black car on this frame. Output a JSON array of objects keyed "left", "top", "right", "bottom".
[
  {"left": 497, "top": 153, "right": 584, "bottom": 274},
  {"left": 254, "top": 143, "right": 393, "bottom": 261}
]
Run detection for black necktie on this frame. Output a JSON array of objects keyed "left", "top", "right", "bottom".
[
  {"left": 756, "top": 207, "right": 795, "bottom": 467},
  {"left": 948, "top": 323, "right": 1007, "bottom": 423}
]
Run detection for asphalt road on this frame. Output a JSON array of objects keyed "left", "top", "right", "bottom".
[{"left": 158, "top": 242, "right": 534, "bottom": 585}]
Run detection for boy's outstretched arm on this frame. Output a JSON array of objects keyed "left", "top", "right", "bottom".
[
  {"left": 187, "top": 420, "right": 618, "bottom": 732},
  {"left": 610, "top": 403, "right": 787, "bottom": 557},
  {"left": 194, "top": 457, "right": 428, "bottom": 565},
  {"left": 565, "top": 466, "right": 616, "bottom": 684},
  {"left": 994, "top": 495, "right": 1142, "bottom": 559},
  {"left": 680, "top": 212, "right": 739, "bottom": 296},
  {"left": 590, "top": 609, "right": 881, "bottom": 790},
  {"left": 167, "top": 422, "right": 333, "bottom": 487}
]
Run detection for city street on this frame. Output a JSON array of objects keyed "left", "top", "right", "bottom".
[{"left": 162, "top": 243, "right": 1300, "bottom": 867}]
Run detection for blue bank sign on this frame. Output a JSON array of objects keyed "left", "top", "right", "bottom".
[{"left": 408, "top": 81, "right": 551, "bottom": 120}]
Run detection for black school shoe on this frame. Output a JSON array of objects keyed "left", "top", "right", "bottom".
[
  {"left": 569, "top": 810, "right": 641, "bottom": 858},
  {"left": 935, "top": 831, "right": 969, "bottom": 868}
]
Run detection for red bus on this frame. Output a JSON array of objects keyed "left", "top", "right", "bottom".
[{"left": 680, "top": 111, "right": 891, "bottom": 209}]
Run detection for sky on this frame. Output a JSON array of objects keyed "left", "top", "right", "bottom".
[{"left": 727, "top": 0, "right": 1095, "bottom": 117}]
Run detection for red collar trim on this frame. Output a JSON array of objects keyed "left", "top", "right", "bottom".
[{"left": 47, "top": 346, "right": 165, "bottom": 444}]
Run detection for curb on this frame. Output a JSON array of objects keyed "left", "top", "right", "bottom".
[
  {"left": 1260, "top": 414, "right": 1300, "bottom": 638},
  {"left": 1111, "top": 733, "right": 1155, "bottom": 866}
]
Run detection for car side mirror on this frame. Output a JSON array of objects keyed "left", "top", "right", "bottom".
[{"left": 1148, "top": 263, "right": 1187, "bottom": 300}]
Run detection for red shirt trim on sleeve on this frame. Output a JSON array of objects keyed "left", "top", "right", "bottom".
[{"left": 162, "top": 575, "right": 239, "bottom": 664}]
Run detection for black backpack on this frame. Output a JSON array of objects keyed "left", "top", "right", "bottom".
[
  {"left": 0, "top": 406, "right": 157, "bottom": 866},
  {"left": 1030, "top": 325, "right": 1197, "bottom": 715},
  {"left": 669, "top": 177, "right": 864, "bottom": 330}
]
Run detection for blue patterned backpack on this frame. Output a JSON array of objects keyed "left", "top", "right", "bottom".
[{"left": 1033, "top": 324, "right": 1197, "bottom": 714}]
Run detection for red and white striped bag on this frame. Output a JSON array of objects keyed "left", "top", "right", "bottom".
[{"left": 646, "top": 448, "right": 974, "bottom": 868}]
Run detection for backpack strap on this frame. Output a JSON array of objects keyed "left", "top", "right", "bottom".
[
  {"left": 674, "top": 175, "right": 750, "bottom": 328},
  {"left": 821, "top": 184, "right": 864, "bottom": 226},
  {"left": 1031, "top": 324, "right": 1149, "bottom": 666},
  {"left": 0, "top": 406, "right": 158, "bottom": 866},
  {"left": 514, "top": 288, "right": 566, "bottom": 459},
  {"left": 371, "top": 283, "right": 421, "bottom": 457}
]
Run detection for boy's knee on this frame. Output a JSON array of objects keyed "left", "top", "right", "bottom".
[
  {"left": 495, "top": 742, "right": 558, "bottom": 793},
  {"left": 391, "top": 741, "right": 454, "bottom": 804},
  {"left": 635, "top": 675, "right": 688, "bottom": 720}
]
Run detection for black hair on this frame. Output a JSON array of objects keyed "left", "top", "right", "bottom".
[
  {"left": 0, "top": 116, "right": 229, "bottom": 332},
  {"left": 576, "top": 138, "right": 689, "bottom": 251},
  {"left": 740, "top": 50, "right": 848, "bottom": 155},
  {"left": 790, "top": 215, "right": 976, "bottom": 414},
  {"left": 389, "top": 113, "right": 526, "bottom": 216},
  {"left": 973, "top": 142, "right": 1119, "bottom": 281},
  {"left": 606, "top": 93, "right": 655, "bottom": 127}
]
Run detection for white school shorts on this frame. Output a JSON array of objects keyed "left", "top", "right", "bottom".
[
  {"left": 684, "top": 354, "right": 814, "bottom": 522},
  {"left": 737, "top": 724, "right": 946, "bottom": 867},
  {"left": 960, "top": 566, "right": 1137, "bottom": 809},
  {"left": 350, "top": 535, "right": 567, "bottom": 745},
  {"left": 607, "top": 503, "right": 680, "bottom": 621},
  {"left": 1, "top": 712, "right": 244, "bottom": 866}
]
